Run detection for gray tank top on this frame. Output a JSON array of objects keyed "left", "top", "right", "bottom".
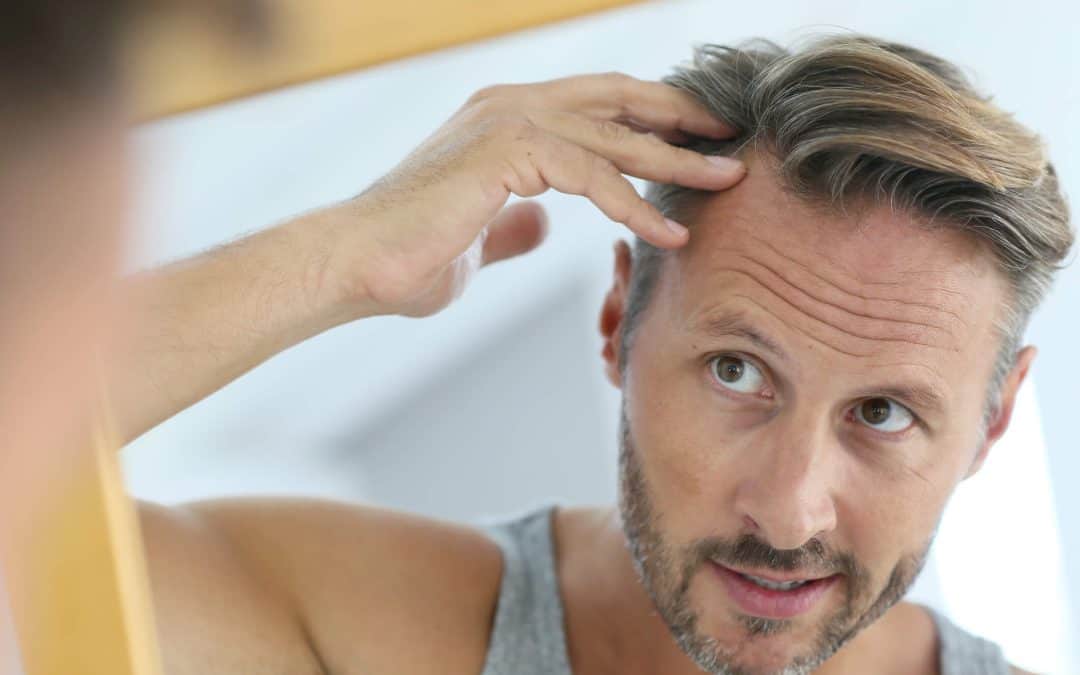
[{"left": 479, "top": 506, "right": 1012, "bottom": 675}]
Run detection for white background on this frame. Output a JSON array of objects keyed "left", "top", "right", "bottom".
[{"left": 46, "top": 0, "right": 1075, "bottom": 673}]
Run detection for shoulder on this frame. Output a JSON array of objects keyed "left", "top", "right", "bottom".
[{"left": 142, "top": 497, "right": 505, "bottom": 675}]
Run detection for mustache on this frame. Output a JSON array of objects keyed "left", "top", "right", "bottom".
[{"left": 690, "top": 534, "right": 861, "bottom": 579}]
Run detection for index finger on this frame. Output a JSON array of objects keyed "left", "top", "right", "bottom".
[{"left": 536, "top": 72, "right": 738, "bottom": 140}]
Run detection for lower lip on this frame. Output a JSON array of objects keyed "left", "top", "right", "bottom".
[{"left": 709, "top": 561, "right": 838, "bottom": 620}]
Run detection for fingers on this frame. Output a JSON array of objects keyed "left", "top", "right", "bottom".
[
  {"left": 536, "top": 72, "right": 738, "bottom": 140},
  {"left": 508, "top": 132, "right": 688, "bottom": 249},
  {"left": 460, "top": 72, "right": 746, "bottom": 252},
  {"left": 481, "top": 201, "right": 549, "bottom": 266},
  {"left": 529, "top": 109, "right": 746, "bottom": 191}
]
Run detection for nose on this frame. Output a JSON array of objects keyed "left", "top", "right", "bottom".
[{"left": 732, "top": 412, "right": 839, "bottom": 551}]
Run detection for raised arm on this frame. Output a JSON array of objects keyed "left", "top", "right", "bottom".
[
  {"left": 131, "top": 75, "right": 745, "bottom": 670},
  {"left": 110, "top": 72, "right": 745, "bottom": 443}
]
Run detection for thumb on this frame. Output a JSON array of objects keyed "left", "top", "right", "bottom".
[{"left": 481, "top": 201, "right": 549, "bottom": 266}]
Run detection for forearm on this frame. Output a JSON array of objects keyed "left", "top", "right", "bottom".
[{"left": 109, "top": 205, "right": 369, "bottom": 443}]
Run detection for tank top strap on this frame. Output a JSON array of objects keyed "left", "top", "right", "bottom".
[
  {"left": 925, "top": 606, "right": 1012, "bottom": 675},
  {"left": 479, "top": 506, "right": 573, "bottom": 675}
]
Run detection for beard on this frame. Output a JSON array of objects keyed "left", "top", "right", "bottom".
[{"left": 616, "top": 407, "right": 932, "bottom": 675}]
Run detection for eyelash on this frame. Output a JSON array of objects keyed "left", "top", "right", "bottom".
[{"left": 703, "top": 352, "right": 923, "bottom": 438}]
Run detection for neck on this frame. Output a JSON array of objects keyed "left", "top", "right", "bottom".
[{"left": 554, "top": 506, "right": 935, "bottom": 675}]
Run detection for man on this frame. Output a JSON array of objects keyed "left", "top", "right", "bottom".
[
  {"left": 128, "top": 37, "right": 1071, "bottom": 674},
  {"left": 1, "top": 6, "right": 1070, "bottom": 674}
]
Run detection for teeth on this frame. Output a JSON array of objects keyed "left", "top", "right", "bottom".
[{"left": 740, "top": 573, "right": 808, "bottom": 591}]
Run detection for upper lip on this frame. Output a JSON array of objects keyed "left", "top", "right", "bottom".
[{"left": 714, "top": 561, "right": 838, "bottom": 583}]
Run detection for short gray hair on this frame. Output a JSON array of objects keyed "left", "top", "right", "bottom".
[{"left": 622, "top": 35, "right": 1073, "bottom": 415}]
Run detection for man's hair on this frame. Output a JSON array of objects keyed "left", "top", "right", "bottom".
[{"left": 623, "top": 35, "right": 1073, "bottom": 409}]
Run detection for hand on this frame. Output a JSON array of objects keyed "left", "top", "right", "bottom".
[{"left": 326, "top": 72, "right": 746, "bottom": 318}]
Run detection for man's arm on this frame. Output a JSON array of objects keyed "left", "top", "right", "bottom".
[
  {"left": 108, "top": 72, "right": 744, "bottom": 444},
  {"left": 128, "top": 73, "right": 746, "bottom": 671},
  {"left": 139, "top": 498, "right": 504, "bottom": 675},
  {"left": 112, "top": 216, "right": 353, "bottom": 442}
]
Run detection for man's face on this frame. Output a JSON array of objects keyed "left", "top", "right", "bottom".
[{"left": 613, "top": 157, "right": 1010, "bottom": 675}]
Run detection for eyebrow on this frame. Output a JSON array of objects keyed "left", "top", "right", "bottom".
[{"left": 695, "top": 311, "right": 791, "bottom": 363}]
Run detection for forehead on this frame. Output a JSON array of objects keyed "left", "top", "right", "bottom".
[{"left": 656, "top": 155, "right": 1007, "bottom": 393}]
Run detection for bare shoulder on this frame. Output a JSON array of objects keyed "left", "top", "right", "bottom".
[
  {"left": 1010, "top": 667, "right": 1038, "bottom": 675},
  {"left": 140, "top": 498, "right": 504, "bottom": 675}
]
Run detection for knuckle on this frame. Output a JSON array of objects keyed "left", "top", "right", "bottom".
[
  {"left": 498, "top": 114, "right": 540, "bottom": 144},
  {"left": 600, "top": 72, "right": 636, "bottom": 115},
  {"left": 463, "top": 109, "right": 534, "bottom": 148},
  {"left": 596, "top": 119, "right": 630, "bottom": 144},
  {"left": 467, "top": 84, "right": 507, "bottom": 105},
  {"left": 461, "top": 95, "right": 505, "bottom": 124}
]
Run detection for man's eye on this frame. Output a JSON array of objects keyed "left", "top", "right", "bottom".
[
  {"left": 853, "top": 398, "right": 915, "bottom": 433},
  {"left": 709, "top": 355, "right": 766, "bottom": 395}
]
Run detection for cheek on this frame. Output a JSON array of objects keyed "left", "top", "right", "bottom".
[
  {"left": 624, "top": 342, "right": 750, "bottom": 538},
  {"left": 835, "top": 456, "right": 955, "bottom": 573}
]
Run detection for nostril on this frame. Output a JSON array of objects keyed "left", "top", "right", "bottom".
[{"left": 743, "top": 514, "right": 760, "bottom": 532}]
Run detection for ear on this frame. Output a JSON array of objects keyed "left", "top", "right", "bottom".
[
  {"left": 599, "top": 240, "right": 634, "bottom": 388},
  {"left": 965, "top": 345, "right": 1037, "bottom": 479}
]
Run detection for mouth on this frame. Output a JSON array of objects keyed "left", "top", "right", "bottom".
[{"left": 708, "top": 560, "right": 840, "bottom": 620}]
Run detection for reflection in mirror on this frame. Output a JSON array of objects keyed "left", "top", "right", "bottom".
[{"left": 3, "top": 1, "right": 1077, "bottom": 674}]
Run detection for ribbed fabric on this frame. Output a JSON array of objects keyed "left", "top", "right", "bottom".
[{"left": 479, "top": 506, "right": 1011, "bottom": 675}]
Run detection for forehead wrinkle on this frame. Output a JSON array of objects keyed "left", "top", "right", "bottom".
[
  {"left": 728, "top": 251, "right": 964, "bottom": 349},
  {"left": 727, "top": 292, "right": 874, "bottom": 359},
  {"left": 748, "top": 232, "right": 971, "bottom": 330},
  {"left": 717, "top": 259, "right": 963, "bottom": 355}
]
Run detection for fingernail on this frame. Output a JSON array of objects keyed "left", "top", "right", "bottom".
[
  {"left": 665, "top": 218, "right": 688, "bottom": 237},
  {"left": 706, "top": 155, "right": 743, "bottom": 172}
]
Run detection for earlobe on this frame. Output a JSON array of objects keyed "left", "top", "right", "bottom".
[
  {"left": 598, "top": 241, "right": 633, "bottom": 388},
  {"left": 965, "top": 345, "right": 1037, "bottom": 479}
]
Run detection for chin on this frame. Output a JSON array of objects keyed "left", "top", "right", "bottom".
[{"left": 671, "top": 583, "right": 849, "bottom": 675}]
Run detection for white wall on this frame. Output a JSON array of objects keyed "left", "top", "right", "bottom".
[{"left": 121, "top": 1, "right": 1078, "bottom": 672}]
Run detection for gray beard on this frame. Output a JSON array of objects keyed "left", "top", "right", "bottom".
[{"left": 615, "top": 407, "right": 932, "bottom": 675}]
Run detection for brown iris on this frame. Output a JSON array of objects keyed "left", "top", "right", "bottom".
[
  {"left": 715, "top": 356, "right": 744, "bottom": 383},
  {"left": 860, "top": 398, "right": 892, "bottom": 425}
]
